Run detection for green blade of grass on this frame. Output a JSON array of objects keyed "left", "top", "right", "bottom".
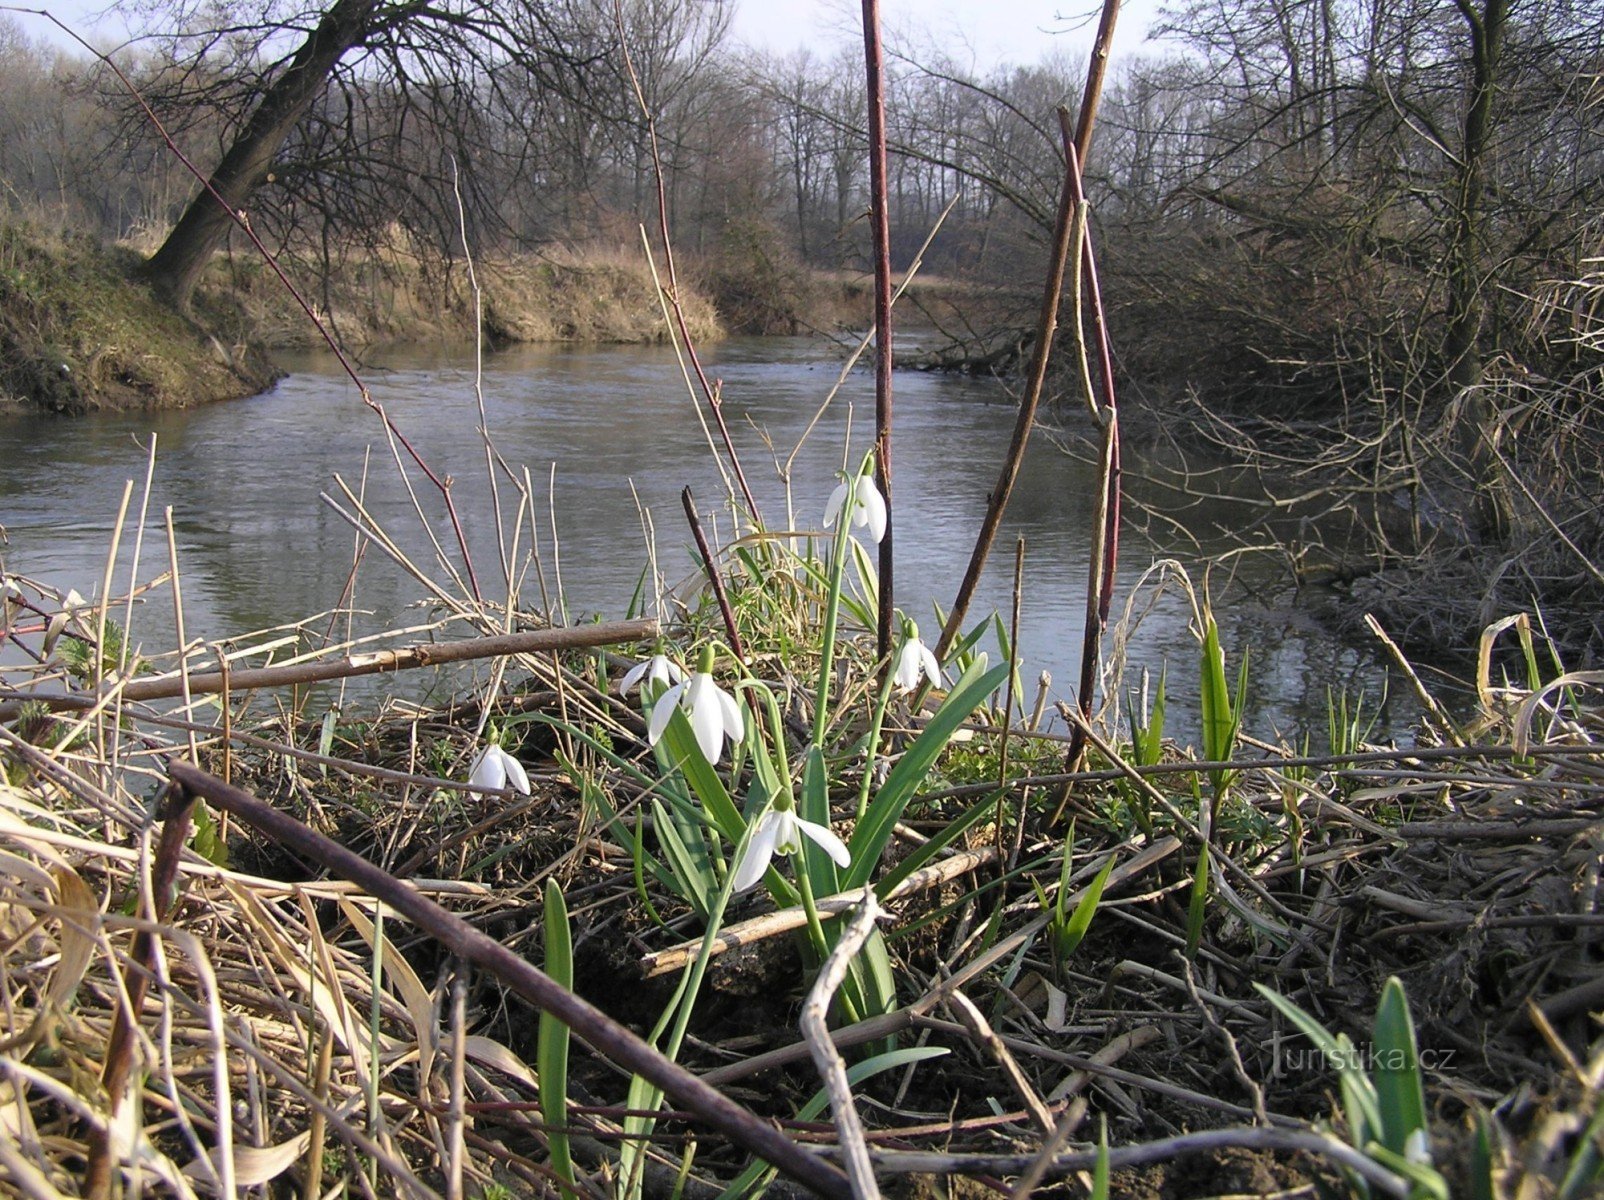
[
  {"left": 1256, "top": 983, "right": 1381, "bottom": 1148},
  {"left": 1059, "top": 849, "right": 1117, "bottom": 958},
  {"left": 844, "top": 659, "right": 1008, "bottom": 889},
  {"left": 1372, "top": 976, "right": 1428, "bottom": 1159},
  {"left": 538, "top": 880, "right": 575, "bottom": 1192},
  {"left": 1184, "top": 838, "right": 1209, "bottom": 959}
]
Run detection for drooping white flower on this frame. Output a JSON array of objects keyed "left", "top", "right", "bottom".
[
  {"left": 1404, "top": 1128, "right": 1433, "bottom": 1167},
  {"left": 731, "top": 806, "right": 851, "bottom": 891},
  {"left": 469, "top": 744, "right": 531, "bottom": 795},
  {"left": 824, "top": 472, "right": 887, "bottom": 543},
  {"left": 619, "top": 653, "right": 686, "bottom": 697},
  {"left": 646, "top": 670, "right": 745, "bottom": 764},
  {"left": 44, "top": 588, "right": 91, "bottom": 655},
  {"left": 892, "top": 625, "right": 941, "bottom": 691}
]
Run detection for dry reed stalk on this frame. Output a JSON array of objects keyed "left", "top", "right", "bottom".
[
  {"left": 0, "top": 621, "right": 657, "bottom": 719},
  {"left": 639, "top": 845, "right": 997, "bottom": 977}
]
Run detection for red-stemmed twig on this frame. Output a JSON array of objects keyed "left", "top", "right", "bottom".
[
  {"left": 1063, "top": 141, "right": 1123, "bottom": 773},
  {"left": 862, "top": 0, "right": 896, "bottom": 665},
  {"left": 935, "top": 108, "right": 1079, "bottom": 661},
  {"left": 36, "top": 11, "right": 483, "bottom": 602},
  {"left": 934, "top": 0, "right": 1123, "bottom": 665},
  {"left": 681, "top": 487, "right": 746, "bottom": 663}
]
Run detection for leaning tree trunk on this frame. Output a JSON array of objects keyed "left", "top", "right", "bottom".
[{"left": 142, "top": 0, "right": 384, "bottom": 309}]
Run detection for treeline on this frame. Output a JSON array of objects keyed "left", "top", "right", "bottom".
[{"left": 1, "top": 0, "right": 1600, "bottom": 388}]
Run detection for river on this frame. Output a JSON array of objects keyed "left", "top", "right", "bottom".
[{"left": 0, "top": 337, "right": 1404, "bottom": 744}]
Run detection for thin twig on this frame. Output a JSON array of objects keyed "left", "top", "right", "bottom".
[
  {"left": 862, "top": 0, "right": 896, "bottom": 665},
  {"left": 682, "top": 487, "right": 746, "bottom": 662},
  {"left": 868, "top": 1127, "right": 1410, "bottom": 1197},
  {"left": 801, "top": 888, "right": 886, "bottom": 1200},
  {"left": 936, "top": 110, "right": 1078, "bottom": 661}
]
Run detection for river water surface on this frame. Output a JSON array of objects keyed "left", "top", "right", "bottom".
[{"left": 1, "top": 338, "right": 1402, "bottom": 742}]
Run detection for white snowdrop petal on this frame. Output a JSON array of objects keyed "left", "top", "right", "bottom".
[
  {"left": 688, "top": 677, "right": 725, "bottom": 762},
  {"left": 501, "top": 750, "right": 531, "bottom": 795},
  {"left": 646, "top": 679, "right": 687, "bottom": 746},
  {"left": 857, "top": 476, "right": 887, "bottom": 543},
  {"left": 716, "top": 685, "right": 745, "bottom": 743},
  {"left": 732, "top": 814, "right": 782, "bottom": 891},
  {"left": 893, "top": 644, "right": 920, "bottom": 691},
  {"left": 824, "top": 482, "right": 849, "bottom": 528},
  {"left": 620, "top": 659, "right": 650, "bottom": 695},
  {"left": 468, "top": 748, "right": 505, "bottom": 792},
  {"left": 771, "top": 809, "right": 803, "bottom": 856},
  {"left": 798, "top": 818, "right": 851, "bottom": 867}
]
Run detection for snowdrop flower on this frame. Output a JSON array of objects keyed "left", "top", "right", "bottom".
[
  {"left": 646, "top": 648, "right": 744, "bottom": 764},
  {"left": 824, "top": 470, "right": 887, "bottom": 544},
  {"left": 44, "top": 588, "right": 90, "bottom": 655},
  {"left": 469, "top": 744, "right": 530, "bottom": 795},
  {"left": 1, "top": 577, "right": 20, "bottom": 619},
  {"left": 619, "top": 652, "right": 685, "bottom": 697},
  {"left": 1404, "top": 1128, "right": 1433, "bottom": 1167},
  {"left": 731, "top": 804, "right": 850, "bottom": 891},
  {"left": 893, "top": 623, "right": 941, "bottom": 691}
]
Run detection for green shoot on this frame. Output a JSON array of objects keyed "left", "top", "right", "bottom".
[
  {"left": 1256, "top": 976, "right": 1447, "bottom": 1199},
  {"left": 539, "top": 880, "right": 575, "bottom": 1191}
]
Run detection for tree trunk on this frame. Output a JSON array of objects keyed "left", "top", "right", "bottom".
[
  {"left": 141, "top": 0, "right": 384, "bottom": 309},
  {"left": 1445, "top": 0, "right": 1507, "bottom": 390},
  {"left": 1445, "top": 0, "right": 1511, "bottom": 539}
]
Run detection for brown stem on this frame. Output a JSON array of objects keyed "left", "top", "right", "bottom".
[
  {"left": 1071, "top": 0, "right": 1123, "bottom": 165},
  {"left": 862, "top": 0, "right": 896, "bottom": 665},
  {"left": 935, "top": 111, "right": 1079, "bottom": 660},
  {"left": 0, "top": 619, "right": 658, "bottom": 720},
  {"left": 163, "top": 761, "right": 850, "bottom": 1198},
  {"left": 681, "top": 488, "right": 745, "bottom": 662}
]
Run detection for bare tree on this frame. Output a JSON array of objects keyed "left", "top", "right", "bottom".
[{"left": 135, "top": 0, "right": 592, "bottom": 308}]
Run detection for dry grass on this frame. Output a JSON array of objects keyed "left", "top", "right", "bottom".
[{"left": 3, "top": 543, "right": 1601, "bottom": 1197}]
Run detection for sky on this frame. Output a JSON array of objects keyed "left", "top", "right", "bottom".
[
  {"left": 730, "top": 0, "right": 1164, "bottom": 70},
  {"left": 21, "top": 0, "right": 1165, "bottom": 70}
]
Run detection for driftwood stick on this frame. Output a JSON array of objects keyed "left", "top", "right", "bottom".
[
  {"left": 1, "top": 619, "right": 657, "bottom": 718},
  {"left": 163, "top": 761, "right": 850, "bottom": 1199},
  {"left": 640, "top": 846, "right": 996, "bottom": 978}
]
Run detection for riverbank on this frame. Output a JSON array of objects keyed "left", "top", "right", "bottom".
[
  {"left": 1, "top": 223, "right": 737, "bottom": 415},
  {"left": 0, "top": 224, "right": 279, "bottom": 416},
  {"left": 2, "top": 219, "right": 1009, "bottom": 416}
]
